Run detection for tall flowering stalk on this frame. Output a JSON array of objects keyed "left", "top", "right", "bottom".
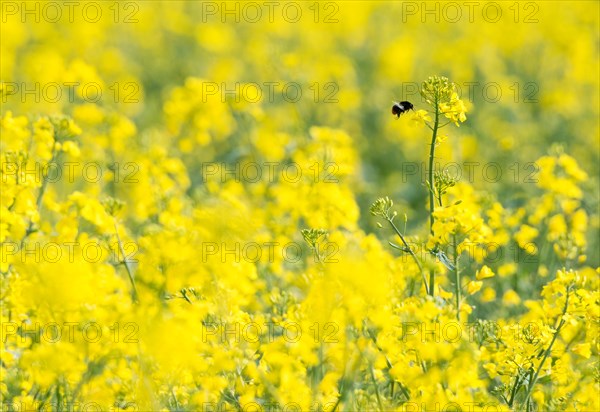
[
  {"left": 373, "top": 76, "right": 467, "bottom": 297},
  {"left": 419, "top": 76, "right": 467, "bottom": 295},
  {"left": 370, "top": 197, "right": 428, "bottom": 292}
]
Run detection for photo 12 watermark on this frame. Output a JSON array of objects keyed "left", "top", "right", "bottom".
[
  {"left": 1, "top": 82, "right": 141, "bottom": 104},
  {"left": 200, "top": 161, "right": 339, "bottom": 184},
  {"left": 395, "top": 240, "right": 540, "bottom": 266},
  {"left": 1, "top": 401, "right": 138, "bottom": 412},
  {"left": 200, "top": 321, "right": 339, "bottom": 344},
  {"left": 197, "top": 1, "right": 340, "bottom": 24},
  {"left": 197, "top": 81, "right": 339, "bottom": 104},
  {"left": 1, "top": 240, "right": 138, "bottom": 265},
  {"left": 1, "top": 1, "right": 140, "bottom": 24},
  {"left": 400, "top": 1, "right": 539, "bottom": 24},
  {"left": 200, "top": 241, "right": 339, "bottom": 264},
  {"left": 398, "top": 81, "right": 539, "bottom": 104},
  {"left": 400, "top": 161, "right": 539, "bottom": 184},
  {"left": 1, "top": 161, "right": 140, "bottom": 185},
  {"left": 397, "top": 320, "right": 572, "bottom": 345},
  {"left": 400, "top": 401, "right": 502, "bottom": 412},
  {"left": 2, "top": 321, "right": 139, "bottom": 344}
]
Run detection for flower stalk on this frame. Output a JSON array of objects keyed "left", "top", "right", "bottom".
[
  {"left": 419, "top": 76, "right": 467, "bottom": 296},
  {"left": 427, "top": 93, "right": 439, "bottom": 296},
  {"left": 371, "top": 197, "right": 429, "bottom": 293},
  {"left": 374, "top": 76, "right": 467, "bottom": 298}
]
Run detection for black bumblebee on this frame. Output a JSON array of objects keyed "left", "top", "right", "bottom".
[{"left": 391, "top": 101, "right": 414, "bottom": 118}]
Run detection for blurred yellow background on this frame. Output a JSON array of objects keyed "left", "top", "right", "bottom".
[{"left": 1, "top": 1, "right": 599, "bottom": 411}]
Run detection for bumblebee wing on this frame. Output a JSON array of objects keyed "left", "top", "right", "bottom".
[{"left": 435, "top": 250, "right": 456, "bottom": 271}]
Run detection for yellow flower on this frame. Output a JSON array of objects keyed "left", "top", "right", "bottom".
[
  {"left": 498, "top": 263, "right": 517, "bottom": 277},
  {"left": 61, "top": 140, "right": 81, "bottom": 157},
  {"left": 515, "top": 225, "right": 539, "bottom": 250},
  {"left": 440, "top": 93, "right": 468, "bottom": 126},
  {"left": 502, "top": 290, "right": 521, "bottom": 305},
  {"left": 481, "top": 287, "right": 496, "bottom": 302},
  {"left": 438, "top": 286, "right": 453, "bottom": 299},
  {"left": 421, "top": 76, "right": 467, "bottom": 127},
  {"left": 483, "top": 363, "right": 498, "bottom": 379},
  {"left": 410, "top": 109, "right": 431, "bottom": 127},
  {"left": 466, "top": 280, "right": 482, "bottom": 295},
  {"left": 476, "top": 265, "right": 495, "bottom": 280},
  {"left": 572, "top": 343, "right": 591, "bottom": 359},
  {"left": 2, "top": 5, "right": 598, "bottom": 410}
]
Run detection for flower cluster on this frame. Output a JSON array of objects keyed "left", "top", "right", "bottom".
[
  {"left": 421, "top": 76, "right": 467, "bottom": 126},
  {"left": 1, "top": 2, "right": 598, "bottom": 411}
]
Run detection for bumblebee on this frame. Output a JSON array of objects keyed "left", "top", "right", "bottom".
[{"left": 392, "top": 101, "right": 414, "bottom": 118}]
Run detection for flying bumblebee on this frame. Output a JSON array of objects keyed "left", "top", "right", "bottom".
[{"left": 391, "top": 101, "right": 414, "bottom": 118}]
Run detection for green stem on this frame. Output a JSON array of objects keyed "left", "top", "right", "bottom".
[
  {"left": 369, "top": 365, "right": 384, "bottom": 412},
  {"left": 427, "top": 96, "right": 440, "bottom": 297},
  {"left": 366, "top": 326, "right": 410, "bottom": 401},
  {"left": 389, "top": 219, "right": 429, "bottom": 293},
  {"left": 23, "top": 147, "right": 60, "bottom": 242},
  {"left": 522, "top": 288, "right": 570, "bottom": 407},
  {"left": 114, "top": 219, "right": 139, "bottom": 303},
  {"left": 453, "top": 233, "right": 460, "bottom": 319},
  {"left": 507, "top": 373, "right": 521, "bottom": 407}
]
